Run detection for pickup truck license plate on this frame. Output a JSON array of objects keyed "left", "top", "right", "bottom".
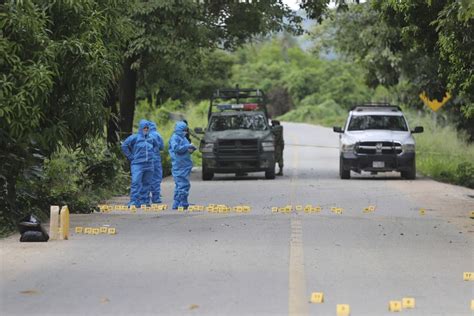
[{"left": 373, "top": 161, "right": 385, "bottom": 168}]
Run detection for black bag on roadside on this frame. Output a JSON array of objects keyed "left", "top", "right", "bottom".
[{"left": 17, "top": 215, "right": 49, "bottom": 242}]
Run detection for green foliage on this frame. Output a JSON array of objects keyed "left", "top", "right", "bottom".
[
  {"left": 278, "top": 100, "right": 347, "bottom": 127},
  {"left": 405, "top": 109, "right": 474, "bottom": 188},
  {"left": 0, "top": 0, "right": 132, "bottom": 232},
  {"left": 231, "top": 38, "right": 370, "bottom": 109},
  {"left": 323, "top": 1, "right": 473, "bottom": 138}
]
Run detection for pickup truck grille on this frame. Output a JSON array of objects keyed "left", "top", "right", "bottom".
[
  {"left": 216, "top": 139, "right": 259, "bottom": 159},
  {"left": 356, "top": 141, "right": 402, "bottom": 155}
]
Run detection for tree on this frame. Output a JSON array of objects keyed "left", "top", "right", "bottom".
[
  {"left": 320, "top": 0, "right": 473, "bottom": 137},
  {"left": 113, "top": 0, "right": 304, "bottom": 140},
  {"left": 0, "top": 0, "right": 131, "bottom": 229}
]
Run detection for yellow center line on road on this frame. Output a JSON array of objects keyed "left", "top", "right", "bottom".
[{"left": 288, "top": 135, "right": 309, "bottom": 316}]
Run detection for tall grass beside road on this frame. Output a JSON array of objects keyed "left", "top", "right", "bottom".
[{"left": 405, "top": 110, "right": 474, "bottom": 188}]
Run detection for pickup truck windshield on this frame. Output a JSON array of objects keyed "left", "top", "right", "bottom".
[
  {"left": 209, "top": 114, "right": 268, "bottom": 131},
  {"left": 348, "top": 115, "right": 408, "bottom": 131}
]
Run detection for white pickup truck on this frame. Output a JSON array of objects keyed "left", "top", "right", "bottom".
[{"left": 333, "top": 104, "right": 424, "bottom": 179}]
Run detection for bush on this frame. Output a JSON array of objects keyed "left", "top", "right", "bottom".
[
  {"left": 6, "top": 139, "right": 130, "bottom": 235},
  {"left": 278, "top": 99, "right": 347, "bottom": 127}
]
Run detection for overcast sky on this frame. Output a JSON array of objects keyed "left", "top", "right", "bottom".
[
  {"left": 282, "top": 0, "right": 340, "bottom": 10},
  {"left": 282, "top": 0, "right": 301, "bottom": 10}
]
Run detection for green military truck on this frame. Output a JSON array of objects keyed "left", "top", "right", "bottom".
[{"left": 194, "top": 88, "right": 276, "bottom": 180}]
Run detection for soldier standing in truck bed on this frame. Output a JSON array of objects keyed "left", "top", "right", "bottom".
[{"left": 272, "top": 120, "right": 284, "bottom": 176}]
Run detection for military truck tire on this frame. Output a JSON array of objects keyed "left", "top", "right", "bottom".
[
  {"left": 339, "top": 156, "right": 351, "bottom": 179},
  {"left": 401, "top": 158, "right": 416, "bottom": 180},
  {"left": 265, "top": 169, "right": 275, "bottom": 180},
  {"left": 202, "top": 165, "right": 214, "bottom": 181}
]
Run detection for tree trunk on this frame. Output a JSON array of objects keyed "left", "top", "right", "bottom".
[
  {"left": 119, "top": 57, "right": 138, "bottom": 139},
  {"left": 105, "top": 85, "right": 119, "bottom": 145}
]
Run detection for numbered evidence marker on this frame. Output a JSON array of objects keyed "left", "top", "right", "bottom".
[
  {"left": 471, "top": 300, "right": 474, "bottom": 311},
  {"left": 272, "top": 207, "right": 278, "bottom": 213},
  {"left": 295, "top": 205, "right": 303, "bottom": 211},
  {"left": 92, "top": 228, "right": 100, "bottom": 235},
  {"left": 75, "top": 227, "right": 84, "bottom": 234},
  {"left": 336, "top": 304, "right": 350, "bottom": 316},
  {"left": 402, "top": 297, "right": 415, "bottom": 309},
  {"left": 84, "top": 227, "right": 93, "bottom": 234},
  {"left": 107, "top": 228, "right": 116, "bottom": 235},
  {"left": 364, "top": 205, "right": 376, "bottom": 213},
  {"left": 419, "top": 208, "right": 426, "bottom": 215},
  {"left": 388, "top": 300, "right": 402, "bottom": 312},
  {"left": 463, "top": 272, "right": 474, "bottom": 281},
  {"left": 99, "top": 227, "right": 108, "bottom": 234},
  {"left": 470, "top": 211, "right": 474, "bottom": 219},
  {"left": 310, "top": 292, "right": 324, "bottom": 304}
]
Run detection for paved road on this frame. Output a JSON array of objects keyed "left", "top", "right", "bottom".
[{"left": 1, "top": 122, "right": 473, "bottom": 316}]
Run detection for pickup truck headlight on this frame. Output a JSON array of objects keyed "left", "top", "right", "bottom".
[
  {"left": 261, "top": 141, "right": 275, "bottom": 152},
  {"left": 341, "top": 143, "right": 355, "bottom": 153},
  {"left": 200, "top": 143, "right": 214, "bottom": 153},
  {"left": 402, "top": 144, "right": 415, "bottom": 153}
]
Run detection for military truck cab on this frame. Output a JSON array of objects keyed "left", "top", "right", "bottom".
[{"left": 195, "top": 88, "right": 276, "bottom": 180}]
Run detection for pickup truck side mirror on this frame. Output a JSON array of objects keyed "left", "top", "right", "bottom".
[
  {"left": 411, "top": 126, "right": 424, "bottom": 134},
  {"left": 194, "top": 127, "right": 205, "bottom": 134},
  {"left": 333, "top": 126, "right": 343, "bottom": 133}
]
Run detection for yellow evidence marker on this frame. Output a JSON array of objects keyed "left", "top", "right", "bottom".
[
  {"left": 463, "top": 272, "right": 474, "bottom": 281},
  {"left": 310, "top": 292, "right": 324, "bottom": 304},
  {"left": 107, "top": 228, "right": 116, "bottom": 235},
  {"left": 272, "top": 207, "right": 278, "bottom": 213},
  {"left": 470, "top": 211, "right": 474, "bottom": 219},
  {"left": 84, "top": 227, "right": 92, "bottom": 234},
  {"left": 419, "top": 208, "right": 426, "bottom": 215},
  {"left": 312, "top": 206, "right": 322, "bottom": 213},
  {"left": 304, "top": 205, "right": 312, "bottom": 213},
  {"left": 92, "top": 228, "right": 100, "bottom": 235},
  {"left": 470, "top": 299, "right": 474, "bottom": 311},
  {"left": 336, "top": 304, "right": 350, "bottom": 316},
  {"left": 178, "top": 207, "right": 185, "bottom": 212},
  {"left": 402, "top": 297, "right": 415, "bottom": 309},
  {"left": 75, "top": 227, "right": 84, "bottom": 234},
  {"left": 388, "top": 300, "right": 402, "bottom": 312},
  {"left": 296, "top": 205, "right": 303, "bottom": 211},
  {"left": 99, "top": 227, "right": 108, "bottom": 234},
  {"left": 364, "top": 205, "right": 376, "bottom": 213}
]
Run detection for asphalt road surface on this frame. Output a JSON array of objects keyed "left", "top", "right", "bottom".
[{"left": 1, "top": 122, "right": 473, "bottom": 316}]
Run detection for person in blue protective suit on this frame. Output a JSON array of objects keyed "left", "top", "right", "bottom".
[
  {"left": 146, "top": 120, "right": 165, "bottom": 204},
  {"left": 121, "top": 120, "right": 161, "bottom": 207},
  {"left": 168, "top": 121, "right": 197, "bottom": 209}
]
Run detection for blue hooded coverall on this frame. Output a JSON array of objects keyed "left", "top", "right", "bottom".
[
  {"left": 169, "top": 121, "right": 195, "bottom": 209},
  {"left": 147, "top": 121, "right": 164, "bottom": 203},
  {"left": 121, "top": 120, "right": 160, "bottom": 207}
]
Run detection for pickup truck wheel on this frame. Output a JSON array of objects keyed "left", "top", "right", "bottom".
[
  {"left": 401, "top": 158, "right": 416, "bottom": 180},
  {"left": 265, "top": 169, "right": 275, "bottom": 180},
  {"left": 339, "top": 156, "right": 351, "bottom": 179},
  {"left": 202, "top": 165, "right": 214, "bottom": 181}
]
